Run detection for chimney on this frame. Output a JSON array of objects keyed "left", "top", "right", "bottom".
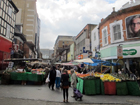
[
  {"left": 101, "top": 18, "right": 104, "bottom": 22},
  {"left": 113, "top": 7, "right": 115, "bottom": 12}
]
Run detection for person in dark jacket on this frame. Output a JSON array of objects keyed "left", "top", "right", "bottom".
[
  {"left": 49, "top": 66, "right": 56, "bottom": 90},
  {"left": 61, "top": 70, "right": 70, "bottom": 103}
]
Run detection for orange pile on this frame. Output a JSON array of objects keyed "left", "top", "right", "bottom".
[{"left": 77, "top": 73, "right": 90, "bottom": 78}]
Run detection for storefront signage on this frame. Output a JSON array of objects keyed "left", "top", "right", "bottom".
[
  {"left": 123, "top": 49, "right": 137, "bottom": 56},
  {"left": 117, "top": 46, "right": 123, "bottom": 59},
  {"left": 78, "top": 55, "right": 83, "bottom": 59}
]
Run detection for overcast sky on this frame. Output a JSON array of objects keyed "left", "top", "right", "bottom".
[{"left": 36, "top": 0, "right": 130, "bottom": 50}]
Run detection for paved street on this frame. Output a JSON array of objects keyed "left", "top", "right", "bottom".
[{"left": 0, "top": 84, "right": 140, "bottom": 105}]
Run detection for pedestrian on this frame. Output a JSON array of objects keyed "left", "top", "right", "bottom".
[
  {"left": 61, "top": 70, "right": 70, "bottom": 103},
  {"left": 71, "top": 69, "right": 77, "bottom": 97},
  {"left": 49, "top": 66, "right": 56, "bottom": 90},
  {"left": 55, "top": 68, "right": 61, "bottom": 89}
]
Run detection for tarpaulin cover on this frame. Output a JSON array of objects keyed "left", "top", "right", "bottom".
[
  {"left": 11, "top": 72, "right": 27, "bottom": 81},
  {"left": 126, "top": 81, "right": 140, "bottom": 96},
  {"left": 76, "top": 77, "right": 84, "bottom": 94},
  {"left": 116, "top": 82, "right": 128, "bottom": 95},
  {"left": 84, "top": 79, "right": 96, "bottom": 95},
  {"left": 95, "top": 79, "right": 101, "bottom": 94},
  {"left": 104, "top": 81, "right": 116, "bottom": 95}
]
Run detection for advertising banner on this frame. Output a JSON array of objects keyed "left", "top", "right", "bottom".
[{"left": 126, "top": 14, "right": 140, "bottom": 38}]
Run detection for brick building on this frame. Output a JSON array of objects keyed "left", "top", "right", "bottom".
[{"left": 99, "top": 0, "right": 140, "bottom": 73}]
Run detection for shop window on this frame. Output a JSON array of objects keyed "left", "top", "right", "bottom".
[
  {"left": 110, "top": 20, "right": 124, "bottom": 43},
  {"left": 102, "top": 26, "right": 108, "bottom": 46}
]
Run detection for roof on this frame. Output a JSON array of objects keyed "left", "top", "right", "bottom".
[
  {"left": 120, "top": 0, "right": 140, "bottom": 10},
  {"left": 99, "top": 3, "right": 140, "bottom": 27},
  {"left": 75, "top": 24, "right": 97, "bottom": 40},
  {"left": 54, "top": 35, "right": 74, "bottom": 46},
  {"left": 9, "top": 0, "right": 19, "bottom": 13}
]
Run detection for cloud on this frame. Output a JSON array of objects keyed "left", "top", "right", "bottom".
[{"left": 36, "top": 0, "right": 129, "bottom": 49}]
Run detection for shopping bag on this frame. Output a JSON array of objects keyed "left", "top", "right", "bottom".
[{"left": 45, "top": 74, "right": 50, "bottom": 83}]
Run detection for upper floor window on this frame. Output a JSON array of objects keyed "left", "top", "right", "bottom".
[
  {"left": 8, "top": 5, "right": 12, "bottom": 17},
  {"left": 6, "top": 24, "right": 10, "bottom": 38},
  {"left": 113, "top": 25, "right": 121, "bottom": 40},
  {"left": 110, "top": 20, "right": 124, "bottom": 43},
  {"left": 94, "top": 32, "right": 96, "bottom": 41},
  {"left": 102, "top": 26, "right": 108, "bottom": 46}
]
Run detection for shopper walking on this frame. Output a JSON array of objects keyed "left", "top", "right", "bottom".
[
  {"left": 49, "top": 66, "right": 56, "bottom": 90},
  {"left": 55, "top": 68, "right": 61, "bottom": 89},
  {"left": 71, "top": 69, "right": 77, "bottom": 97},
  {"left": 61, "top": 70, "right": 70, "bottom": 103}
]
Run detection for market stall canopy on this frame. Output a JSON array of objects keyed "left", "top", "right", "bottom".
[
  {"left": 83, "top": 59, "right": 120, "bottom": 66},
  {"left": 4, "top": 58, "right": 39, "bottom": 62},
  {"left": 61, "top": 61, "right": 80, "bottom": 66},
  {"left": 28, "top": 61, "right": 48, "bottom": 66},
  {"left": 54, "top": 62, "right": 62, "bottom": 64},
  {"left": 74, "top": 58, "right": 94, "bottom": 63},
  {"left": 84, "top": 62, "right": 99, "bottom": 66}
]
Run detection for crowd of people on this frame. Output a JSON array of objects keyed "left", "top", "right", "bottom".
[{"left": 45, "top": 65, "right": 78, "bottom": 103}]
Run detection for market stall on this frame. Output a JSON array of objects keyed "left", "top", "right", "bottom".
[
  {"left": 1, "top": 58, "right": 46, "bottom": 85},
  {"left": 73, "top": 58, "right": 140, "bottom": 96}
]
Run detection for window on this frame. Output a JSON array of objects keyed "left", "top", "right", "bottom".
[
  {"left": 94, "top": 32, "right": 96, "bottom": 41},
  {"left": 103, "top": 30, "right": 107, "bottom": 44},
  {"left": 8, "top": 5, "right": 12, "bottom": 17},
  {"left": 102, "top": 26, "right": 108, "bottom": 46},
  {"left": 113, "top": 25, "right": 121, "bottom": 40},
  {"left": 6, "top": 24, "right": 10, "bottom": 38},
  {"left": 110, "top": 20, "right": 124, "bottom": 43}
]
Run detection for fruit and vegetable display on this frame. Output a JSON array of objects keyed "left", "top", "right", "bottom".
[
  {"left": 111, "top": 73, "right": 135, "bottom": 80},
  {"left": 100, "top": 74, "right": 121, "bottom": 82}
]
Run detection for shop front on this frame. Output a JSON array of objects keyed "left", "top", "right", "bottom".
[
  {"left": 0, "top": 36, "right": 12, "bottom": 70},
  {"left": 100, "top": 41, "right": 140, "bottom": 77}
]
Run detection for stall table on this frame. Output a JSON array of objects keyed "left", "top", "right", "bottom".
[
  {"left": 77, "top": 77, "right": 101, "bottom": 95},
  {"left": 10, "top": 72, "right": 45, "bottom": 84}
]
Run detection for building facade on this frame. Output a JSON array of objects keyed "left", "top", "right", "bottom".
[
  {"left": 0, "top": 0, "right": 18, "bottom": 70},
  {"left": 12, "top": 0, "right": 39, "bottom": 58},
  {"left": 53, "top": 36, "right": 74, "bottom": 63},
  {"left": 40, "top": 49, "right": 54, "bottom": 64},
  {"left": 75, "top": 24, "right": 96, "bottom": 59},
  {"left": 91, "top": 25, "right": 100, "bottom": 59},
  {"left": 99, "top": 0, "right": 140, "bottom": 73}
]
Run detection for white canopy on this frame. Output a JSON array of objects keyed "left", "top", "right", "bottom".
[{"left": 74, "top": 58, "right": 94, "bottom": 63}]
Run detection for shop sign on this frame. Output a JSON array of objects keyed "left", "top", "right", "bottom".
[
  {"left": 13, "top": 44, "right": 19, "bottom": 52},
  {"left": 8, "top": 62, "right": 14, "bottom": 68},
  {"left": 117, "top": 46, "right": 123, "bottom": 59},
  {"left": 78, "top": 55, "right": 83, "bottom": 59},
  {"left": 123, "top": 49, "right": 137, "bottom": 56}
]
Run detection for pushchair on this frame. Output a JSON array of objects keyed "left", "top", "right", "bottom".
[{"left": 74, "top": 88, "right": 83, "bottom": 101}]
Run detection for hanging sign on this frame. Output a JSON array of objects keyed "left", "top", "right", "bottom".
[{"left": 117, "top": 46, "right": 123, "bottom": 59}]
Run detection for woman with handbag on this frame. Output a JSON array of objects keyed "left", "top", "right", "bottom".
[{"left": 61, "top": 70, "right": 70, "bottom": 103}]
